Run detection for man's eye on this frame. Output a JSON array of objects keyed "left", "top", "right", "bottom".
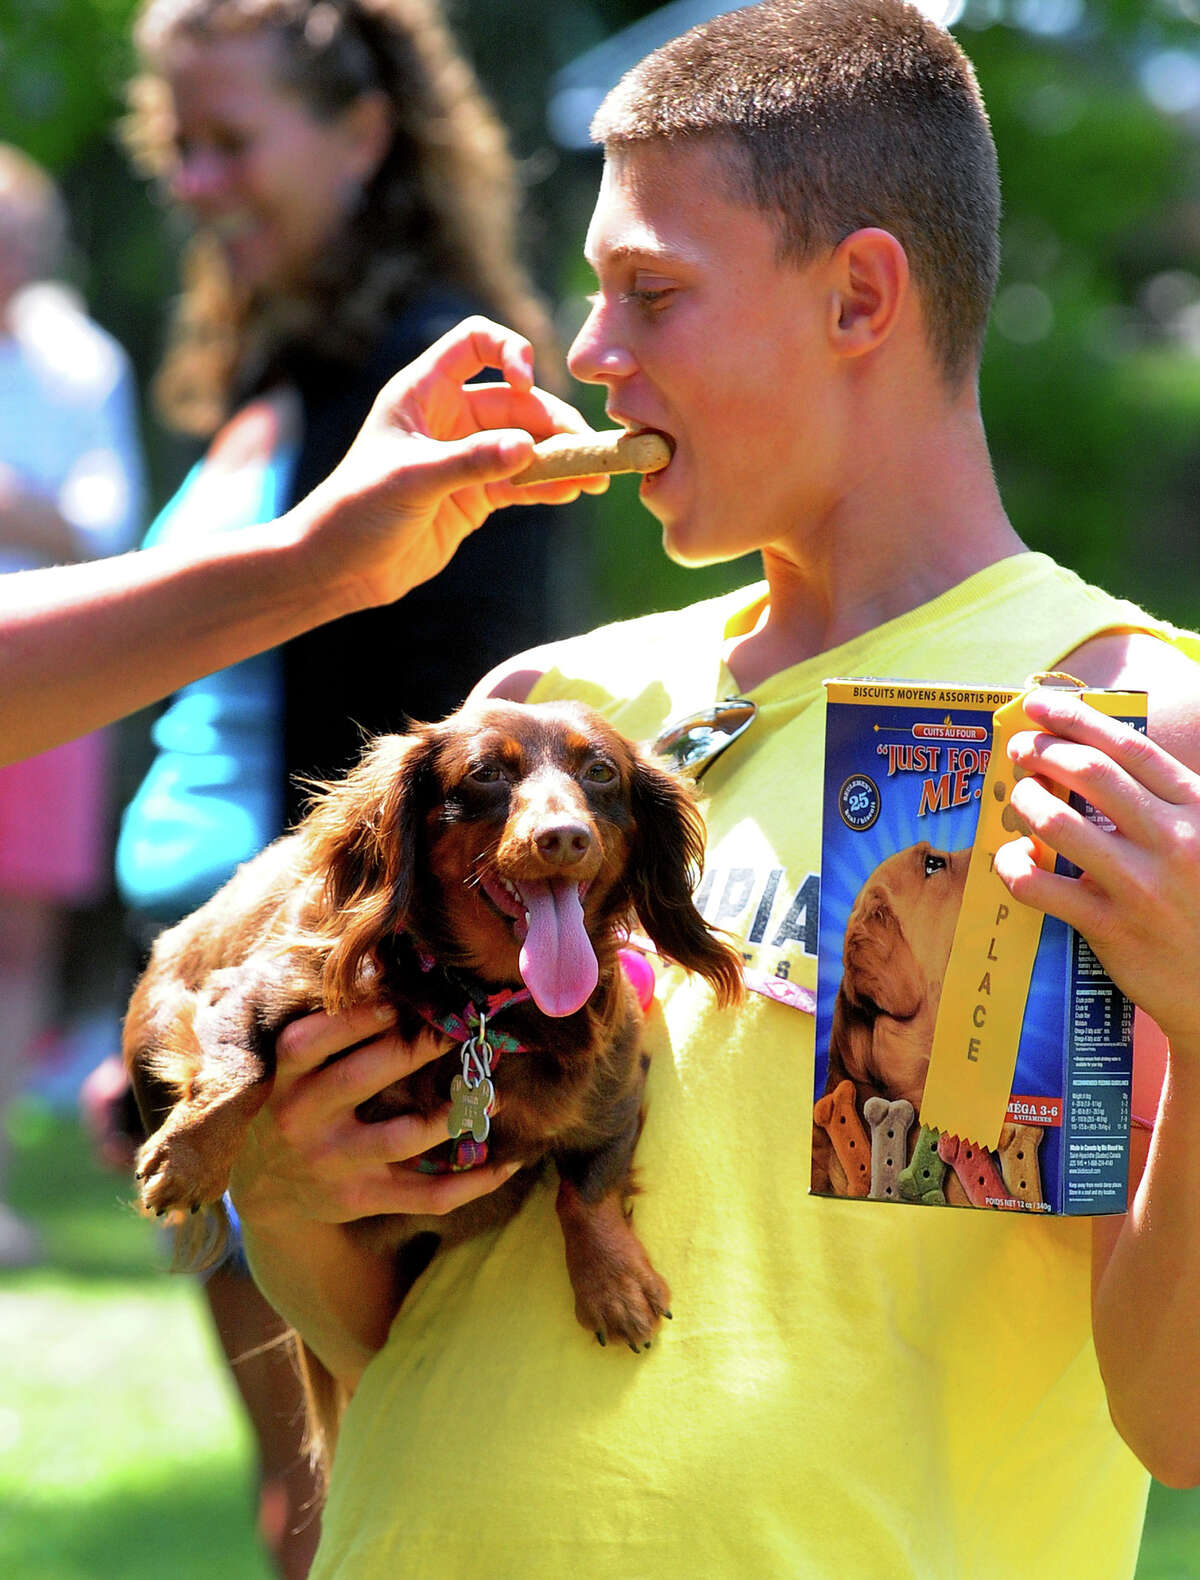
[
  {"left": 924, "top": 852, "right": 948, "bottom": 877},
  {"left": 583, "top": 759, "right": 617, "bottom": 784},
  {"left": 619, "top": 288, "right": 674, "bottom": 312}
]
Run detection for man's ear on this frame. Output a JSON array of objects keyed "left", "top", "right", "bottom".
[{"left": 827, "top": 228, "right": 910, "bottom": 358}]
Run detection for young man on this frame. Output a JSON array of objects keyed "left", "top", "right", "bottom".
[{"left": 227, "top": 3, "right": 1200, "bottom": 1575}]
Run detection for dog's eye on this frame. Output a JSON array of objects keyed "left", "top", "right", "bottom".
[
  {"left": 924, "top": 852, "right": 948, "bottom": 877},
  {"left": 583, "top": 759, "right": 617, "bottom": 784},
  {"left": 469, "top": 764, "right": 505, "bottom": 784}
]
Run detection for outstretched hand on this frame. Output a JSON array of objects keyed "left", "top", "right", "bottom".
[
  {"left": 296, "top": 315, "right": 606, "bottom": 611},
  {"left": 994, "top": 687, "right": 1200, "bottom": 1053}
]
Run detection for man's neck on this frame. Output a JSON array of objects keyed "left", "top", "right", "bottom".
[{"left": 724, "top": 405, "right": 1024, "bottom": 692}]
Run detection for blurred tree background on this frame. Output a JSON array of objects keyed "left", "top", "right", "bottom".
[{"left": 2, "top": 0, "right": 1198, "bottom": 629}]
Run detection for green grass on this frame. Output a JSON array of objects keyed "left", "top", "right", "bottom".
[
  {"left": 2, "top": 1099, "right": 273, "bottom": 1580},
  {"left": 4, "top": 1100, "right": 1200, "bottom": 1579}
]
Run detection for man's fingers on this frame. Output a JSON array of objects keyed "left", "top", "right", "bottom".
[
  {"left": 275, "top": 1002, "right": 397, "bottom": 1081},
  {"left": 994, "top": 833, "right": 1107, "bottom": 936},
  {"left": 345, "top": 1105, "right": 450, "bottom": 1166},
  {"left": 369, "top": 1159, "right": 523, "bottom": 1220},
  {"left": 303, "top": 1027, "right": 454, "bottom": 1114},
  {"left": 1007, "top": 770, "right": 1141, "bottom": 896},
  {"left": 1019, "top": 689, "right": 1200, "bottom": 807}
]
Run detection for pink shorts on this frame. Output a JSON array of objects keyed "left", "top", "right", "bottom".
[{"left": 0, "top": 730, "right": 110, "bottom": 902}]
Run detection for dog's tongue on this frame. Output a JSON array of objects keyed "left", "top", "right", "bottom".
[{"left": 518, "top": 879, "right": 598, "bottom": 1017}]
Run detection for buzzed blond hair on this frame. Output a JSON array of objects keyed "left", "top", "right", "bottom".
[{"left": 592, "top": 0, "right": 1001, "bottom": 386}]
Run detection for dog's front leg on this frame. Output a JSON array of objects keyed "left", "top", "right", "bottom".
[
  {"left": 131, "top": 966, "right": 281, "bottom": 1219},
  {"left": 554, "top": 1101, "right": 671, "bottom": 1353}
]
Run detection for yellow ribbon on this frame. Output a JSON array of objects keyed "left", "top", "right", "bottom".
[{"left": 919, "top": 683, "right": 1144, "bottom": 1150}]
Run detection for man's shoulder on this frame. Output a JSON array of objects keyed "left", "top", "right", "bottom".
[
  {"left": 477, "top": 580, "right": 765, "bottom": 705},
  {"left": 1059, "top": 626, "right": 1200, "bottom": 771}
]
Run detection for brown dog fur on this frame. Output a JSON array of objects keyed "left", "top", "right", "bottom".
[{"left": 123, "top": 698, "right": 743, "bottom": 1459}]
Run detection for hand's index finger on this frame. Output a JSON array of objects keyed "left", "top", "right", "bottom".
[
  {"left": 1021, "top": 688, "right": 1200, "bottom": 808},
  {"left": 275, "top": 1001, "right": 397, "bottom": 1079},
  {"left": 421, "top": 315, "right": 536, "bottom": 393}
]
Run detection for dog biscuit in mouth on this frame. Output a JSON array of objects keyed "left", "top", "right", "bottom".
[{"left": 513, "top": 428, "right": 672, "bottom": 485}]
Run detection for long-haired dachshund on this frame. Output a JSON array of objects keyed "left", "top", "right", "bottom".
[{"left": 124, "top": 697, "right": 743, "bottom": 1446}]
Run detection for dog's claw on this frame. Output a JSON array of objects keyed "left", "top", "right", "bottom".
[{"left": 595, "top": 1331, "right": 606, "bottom": 1347}]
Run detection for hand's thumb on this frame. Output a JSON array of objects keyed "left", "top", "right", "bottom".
[{"left": 430, "top": 429, "right": 534, "bottom": 490}]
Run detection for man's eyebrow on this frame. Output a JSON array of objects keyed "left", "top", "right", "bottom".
[{"left": 583, "top": 241, "right": 679, "bottom": 273}]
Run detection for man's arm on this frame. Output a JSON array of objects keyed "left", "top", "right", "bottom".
[
  {"left": 0, "top": 317, "right": 596, "bottom": 764},
  {"left": 995, "top": 634, "right": 1200, "bottom": 1486}
]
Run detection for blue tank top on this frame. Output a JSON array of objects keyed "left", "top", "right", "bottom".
[{"left": 115, "top": 441, "right": 298, "bottom": 922}]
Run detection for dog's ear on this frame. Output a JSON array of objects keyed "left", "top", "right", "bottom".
[
  {"left": 299, "top": 731, "right": 438, "bottom": 1009},
  {"left": 843, "top": 904, "right": 925, "bottom": 1022},
  {"left": 625, "top": 754, "right": 744, "bottom": 1008}
]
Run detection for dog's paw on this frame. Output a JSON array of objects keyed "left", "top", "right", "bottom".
[
  {"left": 135, "top": 1131, "right": 228, "bottom": 1218},
  {"left": 571, "top": 1241, "right": 672, "bottom": 1353}
]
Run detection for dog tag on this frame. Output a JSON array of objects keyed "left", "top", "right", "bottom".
[{"left": 448, "top": 1072, "right": 494, "bottom": 1143}]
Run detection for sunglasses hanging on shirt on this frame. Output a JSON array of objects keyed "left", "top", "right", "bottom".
[{"left": 651, "top": 697, "right": 758, "bottom": 780}]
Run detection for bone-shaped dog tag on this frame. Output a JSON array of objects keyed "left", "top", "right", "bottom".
[{"left": 448, "top": 1073, "right": 494, "bottom": 1143}]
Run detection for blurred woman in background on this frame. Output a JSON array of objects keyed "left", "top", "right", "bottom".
[{"left": 97, "top": 4, "right": 565, "bottom": 1572}]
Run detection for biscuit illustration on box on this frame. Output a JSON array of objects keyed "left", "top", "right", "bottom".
[
  {"left": 864, "top": 1095, "right": 915, "bottom": 1201},
  {"left": 997, "top": 1122, "right": 1045, "bottom": 1208},
  {"left": 898, "top": 1123, "right": 948, "bottom": 1205},
  {"left": 813, "top": 1079, "right": 871, "bottom": 1198},
  {"left": 936, "top": 1134, "right": 1008, "bottom": 1209},
  {"left": 813, "top": 679, "right": 1144, "bottom": 1217}
]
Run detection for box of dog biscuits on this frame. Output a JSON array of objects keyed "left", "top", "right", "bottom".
[{"left": 812, "top": 678, "right": 1146, "bottom": 1215}]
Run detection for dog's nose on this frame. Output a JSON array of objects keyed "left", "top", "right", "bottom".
[{"left": 535, "top": 822, "right": 593, "bottom": 866}]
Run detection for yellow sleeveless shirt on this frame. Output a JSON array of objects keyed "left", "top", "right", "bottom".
[{"left": 312, "top": 553, "right": 1189, "bottom": 1580}]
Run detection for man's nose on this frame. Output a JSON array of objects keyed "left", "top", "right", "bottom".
[{"left": 567, "top": 300, "right": 637, "bottom": 386}]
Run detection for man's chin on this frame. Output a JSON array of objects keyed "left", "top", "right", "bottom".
[
  {"left": 660, "top": 525, "right": 745, "bottom": 570},
  {"left": 642, "top": 486, "right": 747, "bottom": 569}
]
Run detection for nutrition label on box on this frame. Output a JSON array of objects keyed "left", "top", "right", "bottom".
[
  {"left": 1064, "top": 932, "right": 1134, "bottom": 1210},
  {"left": 1073, "top": 984, "right": 1134, "bottom": 1046}
]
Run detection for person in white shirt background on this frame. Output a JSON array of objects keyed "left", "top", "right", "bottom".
[{"left": 0, "top": 143, "right": 146, "bottom": 1267}]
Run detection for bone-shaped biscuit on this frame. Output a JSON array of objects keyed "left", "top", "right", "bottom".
[
  {"left": 513, "top": 429, "right": 672, "bottom": 485},
  {"left": 813, "top": 1079, "right": 871, "bottom": 1198},
  {"left": 898, "top": 1124, "right": 948, "bottom": 1205},
  {"left": 997, "top": 1122, "right": 1045, "bottom": 1208},
  {"left": 936, "top": 1133, "right": 1007, "bottom": 1208},
  {"left": 863, "top": 1096, "right": 915, "bottom": 1202}
]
